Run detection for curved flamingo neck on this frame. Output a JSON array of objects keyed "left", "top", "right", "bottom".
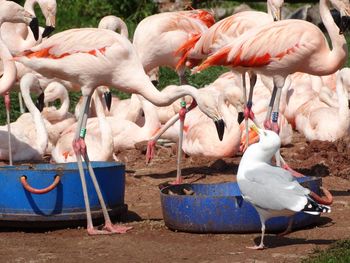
[
  {"left": 24, "top": 0, "right": 37, "bottom": 16},
  {"left": 138, "top": 95, "right": 160, "bottom": 132},
  {"left": 55, "top": 87, "right": 70, "bottom": 119},
  {"left": 93, "top": 89, "right": 113, "bottom": 160},
  {"left": 336, "top": 72, "right": 350, "bottom": 128},
  {"left": 320, "top": 0, "right": 348, "bottom": 72},
  {"left": 21, "top": 76, "right": 48, "bottom": 155},
  {"left": 0, "top": 36, "right": 17, "bottom": 95}
]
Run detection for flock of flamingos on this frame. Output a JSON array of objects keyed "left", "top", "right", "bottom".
[{"left": 0, "top": 0, "right": 349, "bottom": 248}]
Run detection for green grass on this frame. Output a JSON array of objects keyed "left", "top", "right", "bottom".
[{"left": 303, "top": 240, "right": 350, "bottom": 263}]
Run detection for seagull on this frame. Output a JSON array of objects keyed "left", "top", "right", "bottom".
[{"left": 237, "top": 126, "right": 333, "bottom": 250}]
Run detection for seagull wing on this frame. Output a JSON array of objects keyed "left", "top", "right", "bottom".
[{"left": 239, "top": 163, "right": 310, "bottom": 212}]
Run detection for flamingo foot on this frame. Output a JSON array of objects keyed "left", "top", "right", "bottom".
[
  {"left": 283, "top": 164, "right": 305, "bottom": 178},
  {"left": 263, "top": 120, "right": 280, "bottom": 134},
  {"left": 146, "top": 140, "right": 156, "bottom": 163},
  {"left": 169, "top": 177, "right": 183, "bottom": 185},
  {"left": 246, "top": 244, "right": 265, "bottom": 250},
  {"left": 103, "top": 221, "right": 133, "bottom": 234},
  {"left": 72, "top": 138, "right": 87, "bottom": 156},
  {"left": 244, "top": 105, "right": 255, "bottom": 121}
]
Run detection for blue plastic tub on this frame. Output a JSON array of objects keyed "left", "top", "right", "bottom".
[
  {"left": 160, "top": 176, "right": 322, "bottom": 233},
  {"left": 0, "top": 162, "right": 127, "bottom": 227}
]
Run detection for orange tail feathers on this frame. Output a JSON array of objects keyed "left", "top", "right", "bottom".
[
  {"left": 186, "top": 9, "right": 215, "bottom": 28},
  {"left": 192, "top": 46, "right": 230, "bottom": 73},
  {"left": 175, "top": 34, "right": 201, "bottom": 71}
]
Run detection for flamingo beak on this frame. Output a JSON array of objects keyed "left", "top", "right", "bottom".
[
  {"left": 214, "top": 119, "right": 225, "bottom": 141},
  {"left": 35, "top": 92, "right": 45, "bottom": 112},
  {"left": 104, "top": 91, "right": 112, "bottom": 111},
  {"left": 237, "top": 112, "right": 244, "bottom": 124},
  {"left": 29, "top": 17, "right": 39, "bottom": 41},
  {"left": 339, "top": 16, "right": 350, "bottom": 34},
  {"left": 42, "top": 26, "right": 55, "bottom": 38}
]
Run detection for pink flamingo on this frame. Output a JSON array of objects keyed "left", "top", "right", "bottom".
[
  {"left": 133, "top": 9, "right": 215, "bottom": 183},
  {"left": 0, "top": 0, "right": 39, "bottom": 165},
  {"left": 195, "top": 0, "right": 349, "bottom": 134},
  {"left": 0, "top": 73, "right": 47, "bottom": 161},
  {"left": 295, "top": 67, "right": 350, "bottom": 141},
  {"left": 14, "top": 28, "right": 225, "bottom": 235},
  {"left": 147, "top": 72, "right": 243, "bottom": 182},
  {"left": 51, "top": 87, "right": 114, "bottom": 163}
]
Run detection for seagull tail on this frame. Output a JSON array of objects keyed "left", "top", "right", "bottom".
[{"left": 302, "top": 187, "right": 333, "bottom": 215}]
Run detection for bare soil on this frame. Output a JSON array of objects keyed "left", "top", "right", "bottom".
[{"left": 0, "top": 132, "right": 349, "bottom": 263}]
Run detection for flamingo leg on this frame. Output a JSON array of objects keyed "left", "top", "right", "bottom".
[
  {"left": 73, "top": 94, "right": 131, "bottom": 235},
  {"left": 4, "top": 92, "right": 13, "bottom": 166},
  {"left": 242, "top": 72, "right": 250, "bottom": 148},
  {"left": 175, "top": 102, "right": 187, "bottom": 184},
  {"left": 18, "top": 91, "right": 25, "bottom": 114}
]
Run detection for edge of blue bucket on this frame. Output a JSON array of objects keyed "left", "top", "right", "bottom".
[{"left": 0, "top": 161, "right": 128, "bottom": 228}]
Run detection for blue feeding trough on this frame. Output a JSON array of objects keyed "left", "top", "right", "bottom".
[
  {"left": 160, "top": 176, "right": 322, "bottom": 233},
  {"left": 0, "top": 162, "right": 127, "bottom": 227}
]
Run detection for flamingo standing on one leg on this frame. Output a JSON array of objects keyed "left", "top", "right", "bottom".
[
  {"left": 14, "top": 28, "right": 225, "bottom": 235},
  {"left": 133, "top": 9, "right": 215, "bottom": 183},
  {"left": 195, "top": 0, "right": 349, "bottom": 167}
]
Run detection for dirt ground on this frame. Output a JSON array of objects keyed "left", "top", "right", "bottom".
[{"left": 0, "top": 132, "right": 349, "bottom": 263}]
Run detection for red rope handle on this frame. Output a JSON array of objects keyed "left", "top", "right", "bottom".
[{"left": 20, "top": 175, "right": 60, "bottom": 194}]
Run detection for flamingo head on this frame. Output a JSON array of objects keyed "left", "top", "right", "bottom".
[
  {"left": 330, "top": 0, "right": 350, "bottom": 34},
  {"left": 44, "top": 82, "right": 67, "bottom": 104},
  {"left": 38, "top": 0, "right": 57, "bottom": 37},
  {"left": 196, "top": 88, "right": 225, "bottom": 141},
  {"left": 0, "top": 1, "right": 39, "bottom": 40},
  {"left": 267, "top": 0, "right": 284, "bottom": 21}
]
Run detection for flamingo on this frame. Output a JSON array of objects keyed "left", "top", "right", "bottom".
[
  {"left": 0, "top": 73, "right": 47, "bottom": 161},
  {"left": 237, "top": 127, "right": 332, "bottom": 249},
  {"left": 14, "top": 28, "right": 225, "bottom": 235},
  {"left": 147, "top": 72, "right": 243, "bottom": 182},
  {"left": 133, "top": 9, "right": 215, "bottom": 183},
  {"left": 195, "top": 0, "right": 349, "bottom": 133},
  {"left": 176, "top": 0, "right": 284, "bottom": 148},
  {"left": 51, "top": 87, "right": 114, "bottom": 163},
  {"left": 295, "top": 67, "right": 350, "bottom": 141},
  {"left": 98, "top": 15, "right": 128, "bottom": 38},
  {"left": 1, "top": 0, "right": 56, "bottom": 54},
  {"left": 0, "top": 0, "right": 40, "bottom": 165}
]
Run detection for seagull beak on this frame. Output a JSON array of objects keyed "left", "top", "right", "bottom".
[
  {"left": 42, "top": 26, "right": 55, "bottom": 38},
  {"left": 214, "top": 119, "right": 225, "bottom": 141},
  {"left": 250, "top": 124, "right": 260, "bottom": 135},
  {"left": 35, "top": 92, "right": 45, "bottom": 112},
  {"left": 29, "top": 17, "right": 39, "bottom": 41},
  {"left": 104, "top": 91, "right": 112, "bottom": 111},
  {"left": 339, "top": 16, "right": 350, "bottom": 34}
]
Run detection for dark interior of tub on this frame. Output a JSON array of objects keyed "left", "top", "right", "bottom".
[{"left": 161, "top": 176, "right": 316, "bottom": 197}]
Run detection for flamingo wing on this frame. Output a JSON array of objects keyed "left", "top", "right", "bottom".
[{"left": 24, "top": 28, "right": 123, "bottom": 58}]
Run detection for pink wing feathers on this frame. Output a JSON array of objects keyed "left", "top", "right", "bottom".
[{"left": 195, "top": 20, "right": 321, "bottom": 72}]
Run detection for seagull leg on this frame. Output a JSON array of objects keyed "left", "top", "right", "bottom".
[
  {"left": 247, "top": 221, "right": 266, "bottom": 250},
  {"left": 4, "top": 92, "right": 13, "bottom": 166},
  {"left": 278, "top": 217, "right": 293, "bottom": 237}
]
